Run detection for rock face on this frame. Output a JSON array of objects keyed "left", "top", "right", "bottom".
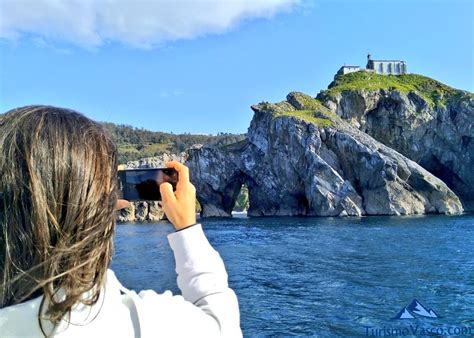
[
  {"left": 116, "top": 153, "right": 186, "bottom": 222},
  {"left": 318, "top": 84, "right": 474, "bottom": 210},
  {"left": 186, "top": 92, "right": 463, "bottom": 217}
]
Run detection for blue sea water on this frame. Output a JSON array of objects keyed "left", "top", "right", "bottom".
[{"left": 112, "top": 215, "right": 474, "bottom": 337}]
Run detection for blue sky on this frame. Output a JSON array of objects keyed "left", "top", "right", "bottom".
[{"left": 0, "top": 0, "right": 472, "bottom": 134}]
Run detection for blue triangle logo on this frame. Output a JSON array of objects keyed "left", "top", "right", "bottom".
[{"left": 393, "top": 299, "right": 440, "bottom": 320}]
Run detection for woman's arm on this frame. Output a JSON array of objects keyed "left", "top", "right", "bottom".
[
  {"left": 166, "top": 223, "right": 241, "bottom": 337},
  {"left": 125, "top": 222, "right": 241, "bottom": 337},
  {"left": 154, "top": 161, "right": 241, "bottom": 336}
]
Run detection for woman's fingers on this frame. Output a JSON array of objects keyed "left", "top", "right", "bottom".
[
  {"left": 160, "top": 182, "right": 176, "bottom": 204},
  {"left": 115, "top": 199, "right": 131, "bottom": 210},
  {"left": 165, "top": 161, "right": 190, "bottom": 188}
]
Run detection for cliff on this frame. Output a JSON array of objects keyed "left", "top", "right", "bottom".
[
  {"left": 317, "top": 72, "right": 474, "bottom": 210},
  {"left": 186, "top": 91, "right": 463, "bottom": 217}
]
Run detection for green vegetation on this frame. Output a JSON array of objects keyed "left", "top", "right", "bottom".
[
  {"left": 233, "top": 184, "right": 249, "bottom": 212},
  {"left": 219, "top": 138, "right": 248, "bottom": 151},
  {"left": 273, "top": 109, "right": 333, "bottom": 127},
  {"left": 102, "top": 122, "right": 246, "bottom": 164},
  {"left": 325, "top": 71, "right": 471, "bottom": 107},
  {"left": 289, "top": 92, "right": 327, "bottom": 111},
  {"left": 270, "top": 92, "right": 338, "bottom": 127},
  {"left": 195, "top": 199, "right": 202, "bottom": 213}
]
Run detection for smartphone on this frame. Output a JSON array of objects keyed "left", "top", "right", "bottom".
[{"left": 117, "top": 168, "right": 178, "bottom": 201}]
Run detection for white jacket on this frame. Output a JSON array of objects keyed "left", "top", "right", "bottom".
[{"left": 0, "top": 224, "right": 242, "bottom": 337}]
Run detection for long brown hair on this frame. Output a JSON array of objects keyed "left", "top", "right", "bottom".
[{"left": 0, "top": 106, "right": 118, "bottom": 334}]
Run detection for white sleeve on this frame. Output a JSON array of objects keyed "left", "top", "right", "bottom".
[
  {"left": 167, "top": 223, "right": 242, "bottom": 337},
  {"left": 127, "top": 223, "right": 242, "bottom": 338}
]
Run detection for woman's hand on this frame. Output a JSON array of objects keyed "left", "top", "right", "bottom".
[{"left": 159, "top": 161, "right": 197, "bottom": 231}]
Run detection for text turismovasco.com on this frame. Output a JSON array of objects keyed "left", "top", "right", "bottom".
[{"left": 365, "top": 325, "right": 473, "bottom": 336}]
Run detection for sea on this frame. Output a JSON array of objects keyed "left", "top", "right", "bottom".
[{"left": 112, "top": 214, "right": 474, "bottom": 337}]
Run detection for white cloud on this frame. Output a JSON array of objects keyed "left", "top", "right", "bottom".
[
  {"left": 32, "top": 36, "right": 73, "bottom": 54},
  {"left": 0, "top": 0, "right": 300, "bottom": 49}
]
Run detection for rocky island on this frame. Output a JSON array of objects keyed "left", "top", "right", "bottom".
[{"left": 118, "top": 73, "right": 472, "bottom": 221}]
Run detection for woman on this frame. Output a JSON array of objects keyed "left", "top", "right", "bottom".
[{"left": 0, "top": 106, "right": 241, "bottom": 337}]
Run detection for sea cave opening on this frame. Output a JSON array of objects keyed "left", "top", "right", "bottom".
[{"left": 231, "top": 183, "right": 250, "bottom": 217}]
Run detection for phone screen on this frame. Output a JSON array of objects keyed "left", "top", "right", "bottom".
[{"left": 117, "top": 168, "right": 178, "bottom": 201}]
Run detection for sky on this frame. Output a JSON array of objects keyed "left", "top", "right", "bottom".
[{"left": 0, "top": 0, "right": 472, "bottom": 135}]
